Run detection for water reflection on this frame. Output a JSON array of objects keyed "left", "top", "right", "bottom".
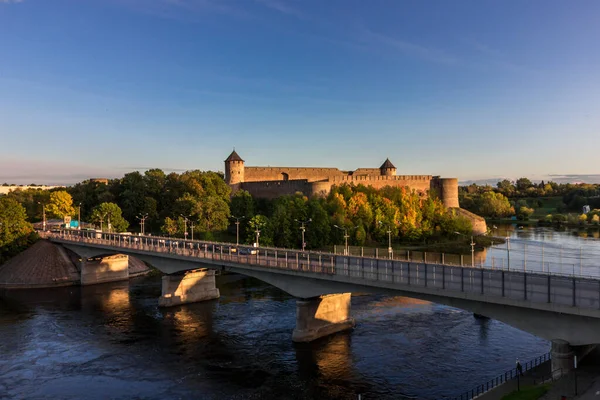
[
  {"left": 487, "top": 224, "right": 600, "bottom": 276},
  {"left": 0, "top": 263, "right": 554, "bottom": 399}
]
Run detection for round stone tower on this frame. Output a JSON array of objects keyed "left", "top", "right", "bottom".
[
  {"left": 438, "top": 178, "right": 459, "bottom": 208},
  {"left": 224, "top": 150, "right": 244, "bottom": 185},
  {"left": 379, "top": 158, "right": 397, "bottom": 176}
]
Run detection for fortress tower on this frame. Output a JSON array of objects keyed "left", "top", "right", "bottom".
[
  {"left": 379, "top": 158, "right": 397, "bottom": 176},
  {"left": 225, "top": 150, "right": 245, "bottom": 185}
]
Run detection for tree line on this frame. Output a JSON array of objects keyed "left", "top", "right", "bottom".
[
  {"left": 460, "top": 178, "right": 600, "bottom": 219},
  {"left": 1, "top": 169, "right": 473, "bottom": 251}
]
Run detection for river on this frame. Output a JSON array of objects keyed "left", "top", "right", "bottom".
[{"left": 1, "top": 225, "right": 597, "bottom": 400}]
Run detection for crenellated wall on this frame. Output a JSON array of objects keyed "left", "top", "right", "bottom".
[
  {"left": 244, "top": 167, "right": 346, "bottom": 183},
  {"left": 226, "top": 152, "right": 462, "bottom": 216}
]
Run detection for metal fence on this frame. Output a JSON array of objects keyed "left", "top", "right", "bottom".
[
  {"left": 449, "top": 352, "right": 551, "bottom": 400},
  {"left": 49, "top": 230, "right": 600, "bottom": 313}
]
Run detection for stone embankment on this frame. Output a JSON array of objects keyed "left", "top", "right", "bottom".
[{"left": 0, "top": 239, "right": 150, "bottom": 289}]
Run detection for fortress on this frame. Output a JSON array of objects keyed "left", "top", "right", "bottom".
[
  {"left": 225, "top": 150, "right": 460, "bottom": 207},
  {"left": 224, "top": 150, "right": 486, "bottom": 234}
]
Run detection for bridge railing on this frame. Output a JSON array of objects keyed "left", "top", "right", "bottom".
[
  {"left": 448, "top": 352, "right": 551, "bottom": 400},
  {"left": 50, "top": 230, "right": 600, "bottom": 312}
]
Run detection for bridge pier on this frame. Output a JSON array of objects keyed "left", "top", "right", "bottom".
[
  {"left": 81, "top": 255, "right": 130, "bottom": 286},
  {"left": 551, "top": 339, "right": 598, "bottom": 379},
  {"left": 158, "top": 268, "right": 220, "bottom": 307},
  {"left": 292, "top": 293, "right": 355, "bottom": 342}
]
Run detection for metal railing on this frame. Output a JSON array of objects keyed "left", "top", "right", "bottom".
[
  {"left": 449, "top": 352, "right": 551, "bottom": 400},
  {"left": 48, "top": 230, "right": 600, "bottom": 313}
]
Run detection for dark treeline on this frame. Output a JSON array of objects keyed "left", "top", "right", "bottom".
[{"left": 1, "top": 169, "right": 472, "bottom": 250}]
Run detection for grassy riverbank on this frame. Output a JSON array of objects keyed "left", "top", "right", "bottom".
[{"left": 501, "top": 384, "right": 550, "bottom": 400}]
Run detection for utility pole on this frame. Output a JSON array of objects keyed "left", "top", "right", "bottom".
[
  {"left": 137, "top": 213, "right": 148, "bottom": 235},
  {"left": 295, "top": 218, "right": 311, "bottom": 251},
  {"left": 334, "top": 225, "right": 358, "bottom": 256},
  {"left": 231, "top": 215, "right": 245, "bottom": 246},
  {"left": 38, "top": 202, "right": 46, "bottom": 231},
  {"left": 471, "top": 236, "right": 475, "bottom": 268},
  {"left": 378, "top": 221, "right": 393, "bottom": 259}
]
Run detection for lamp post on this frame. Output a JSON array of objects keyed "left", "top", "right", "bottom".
[
  {"left": 506, "top": 236, "right": 511, "bottom": 271},
  {"left": 333, "top": 225, "right": 358, "bottom": 256},
  {"left": 255, "top": 226, "right": 261, "bottom": 248},
  {"left": 295, "top": 218, "right": 311, "bottom": 251},
  {"left": 190, "top": 221, "right": 195, "bottom": 241},
  {"left": 231, "top": 215, "right": 245, "bottom": 246},
  {"left": 180, "top": 214, "right": 189, "bottom": 240},
  {"left": 78, "top": 203, "right": 82, "bottom": 230},
  {"left": 455, "top": 232, "right": 477, "bottom": 268},
  {"left": 136, "top": 213, "right": 148, "bottom": 235},
  {"left": 378, "top": 221, "right": 393, "bottom": 259}
]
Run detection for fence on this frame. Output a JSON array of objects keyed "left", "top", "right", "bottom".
[{"left": 449, "top": 352, "right": 551, "bottom": 400}]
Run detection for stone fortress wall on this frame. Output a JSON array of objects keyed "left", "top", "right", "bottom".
[{"left": 224, "top": 150, "right": 483, "bottom": 233}]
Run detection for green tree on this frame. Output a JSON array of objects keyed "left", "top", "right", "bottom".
[
  {"left": 0, "top": 197, "right": 36, "bottom": 264},
  {"left": 515, "top": 177, "right": 533, "bottom": 192},
  {"left": 90, "top": 202, "right": 129, "bottom": 232},
  {"left": 161, "top": 217, "right": 178, "bottom": 236},
  {"left": 246, "top": 214, "right": 272, "bottom": 246},
  {"left": 517, "top": 206, "right": 534, "bottom": 220},
  {"left": 476, "top": 192, "right": 514, "bottom": 218},
  {"left": 46, "top": 190, "right": 75, "bottom": 220}
]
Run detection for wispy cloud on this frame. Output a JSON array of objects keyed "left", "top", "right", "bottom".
[
  {"left": 254, "top": 0, "right": 305, "bottom": 18},
  {"left": 361, "top": 29, "right": 459, "bottom": 66},
  {"left": 464, "top": 38, "right": 541, "bottom": 74},
  {"left": 113, "top": 0, "right": 252, "bottom": 22},
  {"left": 1, "top": 0, "right": 24, "bottom": 4}
]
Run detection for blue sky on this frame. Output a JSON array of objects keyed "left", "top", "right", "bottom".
[{"left": 1, "top": 0, "right": 599, "bottom": 185}]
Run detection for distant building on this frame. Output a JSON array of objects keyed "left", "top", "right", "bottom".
[
  {"left": 0, "top": 185, "right": 64, "bottom": 195},
  {"left": 89, "top": 178, "right": 109, "bottom": 185}
]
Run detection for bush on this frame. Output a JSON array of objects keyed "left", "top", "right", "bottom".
[
  {"left": 579, "top": 214, "right": 588, "bottom": 224},
  {"left": 552, "top": 214, "right": 567, "bottom": 224},
  {"left": 517, "top": 206, "right": 534, "bottom": 220}
]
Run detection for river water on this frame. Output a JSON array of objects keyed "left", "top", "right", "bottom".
[{"left": 1, "top": 225, "right": 597, "bottom": 400}]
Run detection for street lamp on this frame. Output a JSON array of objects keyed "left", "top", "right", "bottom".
[
  {"left": 378, "top": 221, "right": 393, "bottom": 259},
  {"left": 180, "top": 214, "right": 190, "bottom": 240},
  {"left": 137, "top": 213, "right": 148, "bottom": 235},
  {"left": 455, "top": 231, "right": 476, "bottom": 268},
  {"left": 78, "top": 203, "right": 82, "bottom": 230},
  {"left": 295, "top": 218, "right": 311, "bottom": 251},
  {"left": 506, "top": 236, "right": 511, "bottom": 271},
  {"left": 190, "top": 221, "right": 195, "bottom": 241},
  {"left": 333, "top": 225, "right": 358, "bottom": 256},
  {"left": 231, "top": 215, "right": 245, "bottom": 246}
]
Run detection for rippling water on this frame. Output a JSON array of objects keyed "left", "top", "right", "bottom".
[{"left": 1, "top": 272, "right": 549, "bottom": 400}]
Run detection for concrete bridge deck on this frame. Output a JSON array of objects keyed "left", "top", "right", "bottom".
[{"left": 49, "top": 230, "right": 600, "bottom": 346}]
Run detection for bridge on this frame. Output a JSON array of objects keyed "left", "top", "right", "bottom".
[{"left": 48, "top": 229, "right": 600, "bottom": 376}]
